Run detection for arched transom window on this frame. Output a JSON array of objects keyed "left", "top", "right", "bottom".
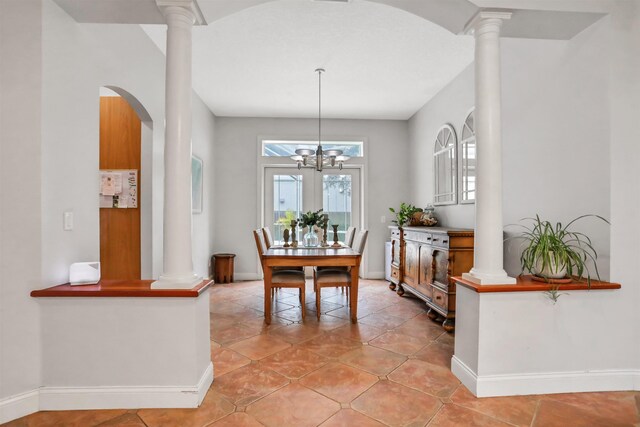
[
  {"left": 460, "top": 110, "right": 476, "bottom": 203},
  {"left": 433, "top": 124, "right": 457, "bottom": 206}
]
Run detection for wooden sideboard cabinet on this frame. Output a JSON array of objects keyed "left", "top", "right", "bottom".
[{"left": 388, "top": 226, "right": 474, "bottom": 333}]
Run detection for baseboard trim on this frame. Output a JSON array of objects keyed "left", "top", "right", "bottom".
[
  {"left": 366, "top": 271, "right": 385, "bottom": 279},
  {"left": 233, "top": 273, "right": 262, "bottom": 281},
  {"left": 0, "top": 363, "right": 214, "bottom": 423},
  {"left": 452, "top": 356, "right": 640, "bottom": 397},
  {"left": 0, "top": 389, "right": 39, "bottom": 424}
]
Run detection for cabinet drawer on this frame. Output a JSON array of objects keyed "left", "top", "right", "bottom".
[
  {"left": 403, "top": 231, "right": 432, "bottom": 245},
  {"left": 430, "top": 234, "right": 450, "bottom": 249},
  {"left": 432, "top": 286, "right": 448, "bottom": 311}
]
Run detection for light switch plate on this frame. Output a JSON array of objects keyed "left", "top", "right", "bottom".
[{"left": 63, "top": 211, "right": 73, "bottom": 231}]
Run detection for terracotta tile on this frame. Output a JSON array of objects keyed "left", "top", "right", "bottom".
[
  {"left": 413, "top": 341, "right": 454, "bottom": 368},
  {"left": 240, "top": 315, "right": 293, "bottom": 331},
  {"left": 319, "top": 409, "right": 386, "bottom": 427},
  {"left": 428, "top": 404, "right": 513, "bottom": 427},
  {"left": 359, "top": 312, "right": 407, "bottom": 330},
  {"left": 450, "top": 385, "right": 538, "bottom": 426},
  {"left": 211, "top": 301, "right": 263, "bottom": 317},
  {"left": 212, "top": 347, "right": 251, "bottom": 377},
  {"left": 544, "top": 391, "right": 640, "bottom": 425},
  {"left": 303, "top": 315, "right": 351, "bottom": 331},
  {"left": 436, "top": 331, "right": 455, "bottom": 346},
  {"left": 230, "top": 295, "right": 267, "bottom": 311},
  {"left": 394, "top": 317, "right": 444, "bottom": 341},
  {"left": 138, "top": 389, "right": 234, "bottom": 427},
  {"left": 208, "top": 412, "right": 264, "bottom": 427},
  {"left": 247, "top": 383, "right": 340, "bottom": 427},
  {"left": 298, "top": 333, "right": 363, "bottom": 358},
  {"left": 325, "top": 305, "right": 379, "bottom": 320},
  {"left": 211, "top": 364, "right": 289, "bottom": 406},
  {"left": 369, "top": 331, "right": 428, "bottom": 356},
  {"left": 351, "top": 380, "right": 441, "bottom": 426},
  {"left": 229, "top": 334, "right": 291, "bottom": 360},
  {"left": 300, "top": 362, "right": 378, "bottom": 403},
  {"left": 260, "top": 346, "right": 328, "bottom": 379},
  {"left": 340, "top": 346, "right": 407, "bottom": 376},
  {"left": 309, "top": 301, "right": 344, "bottom": 314},
  {"left": 322, "top": 294, "right": 350, "bottom": 305},
  {"left": 210, "top": 315, "right": 237, "bottom": 335},
  {"left": 533, "top": 399, "right": 630, "bottom": 427},
  {"left": 267, "top": 323, "right": 325, "bottom": 344},
  {"left": 211, "top": 323, "right": 263, "bottom": 345},
  {"left": 329, "top": 323, "right": 386, "bottom": 343},
  {"left": 388, "top": 359, "right": 460, "bottom": 398},
  {"left": 357, "top": 299, "right": 395, "bottom": 312},
  {"left": 377, "top": 302, "right": 426, "bottom": 320},
  {"left": 5, "top": 410, "right": 127, "bottom": 427},
  {"left": 276, "top": 307, "right": 309, "bottom": 322},
  {"left": 210, "top": 340, "right": 221, "bottom": 350},
  {"left": 95, "top": 413, "right": 147, "bottom": 426}
]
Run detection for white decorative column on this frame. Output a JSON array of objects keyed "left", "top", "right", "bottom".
[
  {"left": 153, "top": 0, "right": 203, "bottom": 289},
  {"left": 462, "top": 10, "right": 516, "bottom": 285}
]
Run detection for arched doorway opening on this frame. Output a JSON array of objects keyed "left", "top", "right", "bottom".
[{"left": 99, "top": 86, "right": 153, "bottom": 279}]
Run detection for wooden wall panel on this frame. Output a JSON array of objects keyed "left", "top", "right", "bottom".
[{"left": 99, "top": 97, "right": 141, "bottom": 280}]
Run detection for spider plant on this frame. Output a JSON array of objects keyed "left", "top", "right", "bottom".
[{"left": 509, "top": 214, "right": 609, "bottom": 300}]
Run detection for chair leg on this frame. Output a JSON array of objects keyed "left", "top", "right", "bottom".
[
  {"left": 316, "top": 286, "right": 321, "bottom": 320},
  {"left": 300, "top": 286, "right": 306, "bottom": 320}
]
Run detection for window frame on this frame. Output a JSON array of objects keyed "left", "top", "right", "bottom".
[
  {"left": 433, "top": 124, "right": 458, "bottom": 206},
  {"left": 459, "top": 108, "right": 476, "bottom": 204}
]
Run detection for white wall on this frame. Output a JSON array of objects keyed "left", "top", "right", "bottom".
[
  {"left": 213, "top": 117, "right": 410, "bottom": 279},
  {"left": 0, "top": 0, "right": 43, "bottom": 406},
  {"left": 41, "top": 0, "right": 216, "bottom": 282},
  {"left": 414, "top": 3, "right": 640, "bottom": 395},
  {"left": 408, "top": 17, "right": 611, "bottom": 280},
  {"left": 1, "top": 0, "right": 217, "bottom": 418}
]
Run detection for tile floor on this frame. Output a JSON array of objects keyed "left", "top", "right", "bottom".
[{"left": 5, "top": 279, "right": 640, "bottom": 427}]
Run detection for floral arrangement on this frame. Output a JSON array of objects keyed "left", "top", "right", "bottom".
[{"left": 299, "top": 209, "right": 324, "bottom": 228}]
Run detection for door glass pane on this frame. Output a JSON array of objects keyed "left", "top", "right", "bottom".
[
  {"left": 323, "top": 175, "right": 352, "bottom": 242},
  {"left": 272, "top": 174, "right": 303, "bottom": 244}
]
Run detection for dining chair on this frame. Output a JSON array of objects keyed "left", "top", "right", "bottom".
[
  {"left": 313, "top": 225, "right": 358, "bottom": 279},
  {"left": 313, "top": 229, "right": 368, "bottom": 319},
  {"left": 253, "top": 229, "right": 306, "bottom": 320},
  {"left": 262, "top": 227, "right": 304, "bottom": 273},
  {"left": 344, "top": 226, "right": 357, "bottom": 247}
]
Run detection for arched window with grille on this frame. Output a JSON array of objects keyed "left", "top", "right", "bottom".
[
  {"left": 459, "top": 110, "right": 476, "bottom": 203},
  {"left": 433, "top": 124, "right": 457, "bottom": 205}
]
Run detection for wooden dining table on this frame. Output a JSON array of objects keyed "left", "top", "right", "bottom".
[{"left": 262, "top": 246, "right": 362, "bottom": 324}]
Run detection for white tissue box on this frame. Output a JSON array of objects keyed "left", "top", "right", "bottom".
[{"left": 69, "top": 262, "right": 101, "bottom": 286}]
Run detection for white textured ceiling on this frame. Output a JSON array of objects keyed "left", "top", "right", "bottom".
[{"left": 142, "top": 0, "right": 475, "bottom": 120}]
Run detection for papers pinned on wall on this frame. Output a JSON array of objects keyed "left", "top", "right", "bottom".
[{"left": 99, "top": 170, "right": 138, "bottom": 208}]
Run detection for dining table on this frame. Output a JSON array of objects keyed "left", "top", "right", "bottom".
[{"left": 262, "top": 245, "right": 362, "bottom": 324}]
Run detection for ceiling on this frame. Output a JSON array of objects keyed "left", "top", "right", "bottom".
[
  {"left": 142, "top": 0, "right": 475, "bottom": 120},
  {"left": 54, "top": 0, "right": 606, "bottom": 121}
]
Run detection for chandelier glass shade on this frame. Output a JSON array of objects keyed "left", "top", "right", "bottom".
[{"left": 291, "top": 69, "right": 350, "bottom": 171}]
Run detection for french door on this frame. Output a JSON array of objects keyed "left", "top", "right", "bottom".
[{"left": 264, "top": 167, "right": 361, "bottom": 245}]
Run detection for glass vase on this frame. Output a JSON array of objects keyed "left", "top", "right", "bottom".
[{"left": 303, "top": 228, "right": 319, "bottom": 247}]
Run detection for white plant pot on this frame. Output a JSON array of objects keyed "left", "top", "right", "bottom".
[{"left": 534, "top": 255, "right": 567, "bottom": 279}]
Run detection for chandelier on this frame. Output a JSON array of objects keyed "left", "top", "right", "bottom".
[{"left": 291, "top": 68, "right": 350, "bottom": 171}]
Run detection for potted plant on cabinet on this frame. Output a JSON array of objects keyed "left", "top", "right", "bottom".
[
  {"left": 389, "top": 203, "right": 423, "bottom": 227},
  {"left": 510, "top": 214, "right": 609, "bottom": 302}
]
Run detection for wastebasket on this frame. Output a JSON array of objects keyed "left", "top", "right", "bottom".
[{"left": 212, "top": 253, "right": 236, "bottom": 284}]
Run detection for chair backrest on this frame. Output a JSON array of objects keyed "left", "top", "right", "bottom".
[
  {"left": 345, "top": 226, "right": 356, "bottom": 247},
  {"left": 253, "top": 229, "right": 267, "bottom": 261},
  {"left": 352, "top": 229, "right": 369, "bottom": 254},
  {"left": 262, "top": 227, "right": 273, "bottom": 249}
]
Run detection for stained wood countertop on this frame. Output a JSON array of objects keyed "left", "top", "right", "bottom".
[
  {"left": 454, "top": 275, "right": 621, "bottom": 293},
  {"left": 31, "top": 279, "right": 212, "bottom": 298}
]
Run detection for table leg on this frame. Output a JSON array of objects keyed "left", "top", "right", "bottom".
[
  {"left": 264, "top": 265, "right": 272, "bottom": 325},
  {"left": 350, "top": 265, "right": 359, "bottom": 323}
]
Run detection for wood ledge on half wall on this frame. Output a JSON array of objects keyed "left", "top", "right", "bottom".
[
  {"left": 454, "top": 275, "right": 621, "bottom": 293},
  {"left": 31, "top": 279, "right": 213, "bottom": 298}
]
